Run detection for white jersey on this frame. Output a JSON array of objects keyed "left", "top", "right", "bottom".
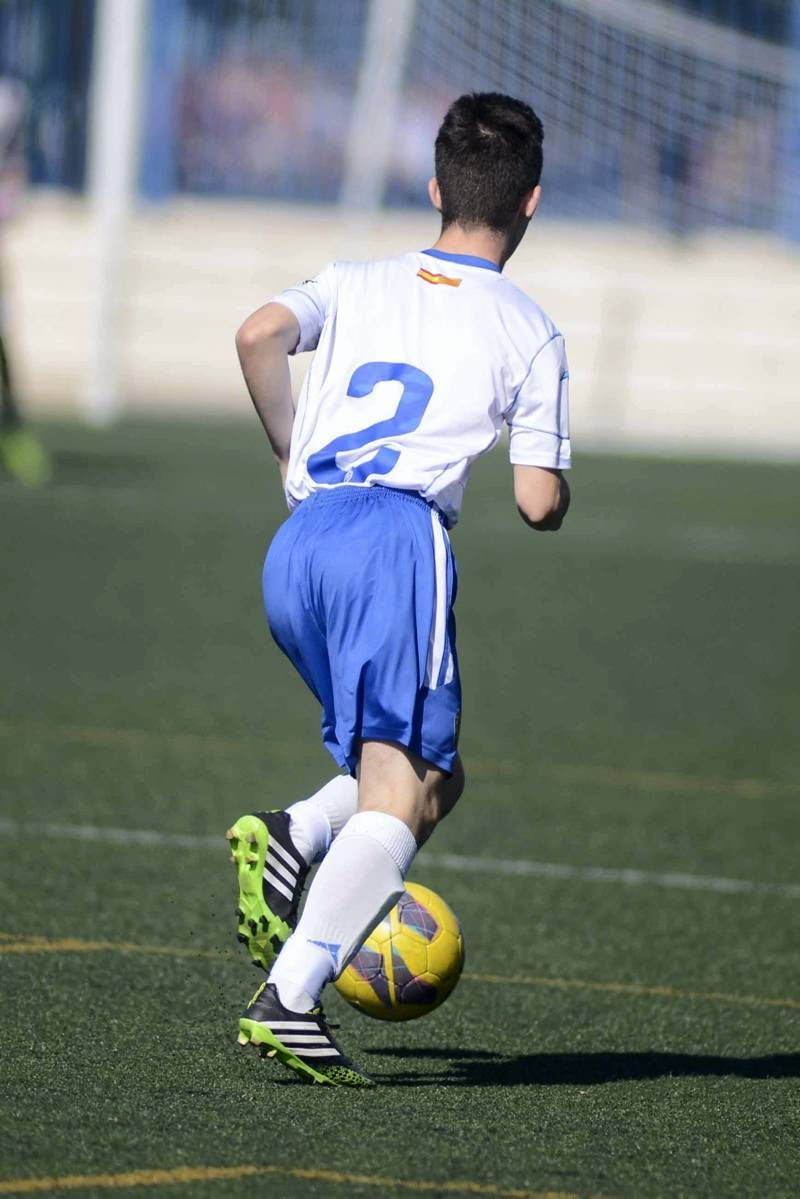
[{"left": 273, "top": 248, "right": 571, "bottom": 527}]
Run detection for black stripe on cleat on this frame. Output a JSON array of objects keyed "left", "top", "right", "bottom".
[{"left": 238, "top": 982, "right": 375, "bottom": 1087}]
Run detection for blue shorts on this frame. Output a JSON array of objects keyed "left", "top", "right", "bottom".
[{"left": 263, "top": 485, "right": 461, "bottom": 775}]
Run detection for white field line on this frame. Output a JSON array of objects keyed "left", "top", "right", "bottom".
[
  {"left": 0, "top": 818, "right": 797, "bottom": 899},
  {"left": 420, "top": 852, "right": 800, "bottom": 899}
]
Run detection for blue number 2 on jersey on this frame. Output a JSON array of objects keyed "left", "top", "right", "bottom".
[{"left": 307, "top": 361, "right": 433, "bottom": 485}]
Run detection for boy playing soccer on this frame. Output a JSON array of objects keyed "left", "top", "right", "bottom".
[{"left": 228, "top": 92, "right": 571, "bottom": 1086}]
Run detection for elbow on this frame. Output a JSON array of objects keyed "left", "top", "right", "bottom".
[
  {"left": 236, "top": 304, "right": 297, "bottom": 359},
  {"left": 516, "top": 474, "right": 570, "bottom": 532},
  {"left": 235, "top": 317, "right": 262, "bottom": 359},
  {"left": 516, "top": 499, "right": 561, "bottom": 531}
]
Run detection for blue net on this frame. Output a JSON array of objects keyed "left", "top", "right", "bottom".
[
  {"left": 1, "top": 0, "right": 798, "bottom": 236},
  {"left": 0, "top": 0, "right": 95, "bottom": 190}
]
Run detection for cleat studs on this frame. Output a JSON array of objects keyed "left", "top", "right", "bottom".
[
  {"left": 265, "top": 1049, "right": 276, "bottom": 1058},
  {"left": 245, "top": 853, "right": 258, "bottom": 864},
  {"left": 237, "top": 933, "right": 248, "bottom": 945},
  {"left": 237, "top": 1032, "right": 249, "bottom": 1045},
  {"left": 259, "top": 916, "right": 268, "bottom": 929},
  {"left": 235, "top": 908, "right": 244, "bottom": 919},
  {"left": 248, "top": 919, "right": 258, "bottom": 933}
]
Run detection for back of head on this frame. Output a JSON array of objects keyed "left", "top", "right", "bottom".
[{"left": 434, "top": 92, "right": 544, "bottom": 233}]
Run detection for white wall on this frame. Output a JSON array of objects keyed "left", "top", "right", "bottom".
[{"left": 5, "top": 193, "right": 800, "bottom": 459}]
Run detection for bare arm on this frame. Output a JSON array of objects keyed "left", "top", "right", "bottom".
[
  {"left": 513, "top": 465, "right": 571, "bottom": 532},
  {"left": 235, "top": 302, "right": 301, "bottom": 480}
]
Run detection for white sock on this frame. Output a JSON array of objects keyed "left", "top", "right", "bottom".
[
  {"left": 286, "top": 775, "right": 358, "bottom": 865},
  {"left": 307, "top": 774, "right": 359, "bottom": 839},
  {"left": 268, "top": 810, "right": 417, "bottom": 1012}
]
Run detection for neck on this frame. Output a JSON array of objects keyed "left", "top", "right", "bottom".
[{"left": 430, "top": 224, "right": 509, "bottom": 270}]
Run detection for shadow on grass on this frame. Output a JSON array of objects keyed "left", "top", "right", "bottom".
[
  {"left": 52, "top": 450, "right": 158, "bottom": 486},
  {"left": 364, "top": 1048, "right": 800, "bottom": 1087}
]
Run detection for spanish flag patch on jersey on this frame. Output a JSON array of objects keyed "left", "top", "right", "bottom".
[{"left": 417, "top": 268, "right": 462, "bottom": 287}]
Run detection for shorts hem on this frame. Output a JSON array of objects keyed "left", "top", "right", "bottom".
[
  {"left": 358, "top": 726, "right": 457, "bottom": 775},
  {"left": 324, "top": 740, "right": 350, "bottom": 774}
]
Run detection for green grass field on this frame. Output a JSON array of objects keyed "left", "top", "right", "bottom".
[{"left": 1, "top": 419, "right": 798, "bottom": 1198}]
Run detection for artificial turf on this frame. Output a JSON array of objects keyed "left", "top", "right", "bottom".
[{"left": 0, "top": 419, "right": 798, "bottom": 1198}]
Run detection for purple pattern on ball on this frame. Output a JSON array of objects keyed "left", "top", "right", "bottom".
[
  {"left": 397, "top": 894, "right": 439, "bottom": 942},
  {"left": 391, "top": 946, "right": 438, "bottom": 1006},
  {"left": 349, "top": 947, "right": 391, "bottom": 1007}
]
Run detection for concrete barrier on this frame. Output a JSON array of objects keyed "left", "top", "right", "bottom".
[{"left": 4, "top": 192, "right": 799, "bottom": 459}]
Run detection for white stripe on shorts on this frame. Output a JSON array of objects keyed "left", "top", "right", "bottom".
[{"left": 425, "top": 512, "right": 448, "bottom": 690}]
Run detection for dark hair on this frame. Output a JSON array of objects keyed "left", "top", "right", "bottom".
[{"left": 434, "top": 92, "right": 544, "bottom": 232}]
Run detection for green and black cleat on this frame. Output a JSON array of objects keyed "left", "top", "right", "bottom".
[
  {"left": 238, "top": 981, "right": 374, "bottom": 1087},
  {"left": 226, "top": 810, "right": 309, "bottom": 971},
  {"left": 0, "top": 428, "right": 52, "bottom": 487}
]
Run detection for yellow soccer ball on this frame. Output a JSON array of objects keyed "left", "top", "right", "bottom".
[{"left": 334, "top": 882, "right": 465, "bottom": 1021}]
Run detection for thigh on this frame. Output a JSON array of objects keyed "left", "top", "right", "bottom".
[{"left": 357, "top": 740, "right": 464, "bottom": 846}]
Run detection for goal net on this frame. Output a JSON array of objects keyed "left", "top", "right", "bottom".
[
  {"left": 130, "top": 0, "right": 800, "bottom": 238},
  {"left": 1, "top": 0, "right": 797, "bottom": 236},
  {"left": 386, "top": 0, "right": 799, "bottom": 234}
]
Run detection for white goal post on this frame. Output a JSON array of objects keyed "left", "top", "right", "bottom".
[{"left": 85, "top": 0, "right": 149, "bottom": 422}]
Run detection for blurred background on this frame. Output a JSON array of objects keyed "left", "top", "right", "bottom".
[{"left": 0, "top": 0, "right": 798, "bottom": 456}]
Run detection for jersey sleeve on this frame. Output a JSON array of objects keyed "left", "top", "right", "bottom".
[
  {"left": 270, "top": 263, "right": 337, "bottom": 354},
  {"left": 505, "top": 332, "right": 571, "bottom": 470}
]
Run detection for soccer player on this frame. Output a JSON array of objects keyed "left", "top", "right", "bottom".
[
  {"left": 0, "top": 77, "right": 50, "bottom": 486},
  {"left": 229, "top": 92, "right": 571, "bottom": 1086}
]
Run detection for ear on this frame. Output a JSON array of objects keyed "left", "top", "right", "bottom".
[
  {"left": 522, "top": 185, "right": 542, "bottom": 219},
  {"left": 428, "top": 176, "right": 442, "bottom": 212}
]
